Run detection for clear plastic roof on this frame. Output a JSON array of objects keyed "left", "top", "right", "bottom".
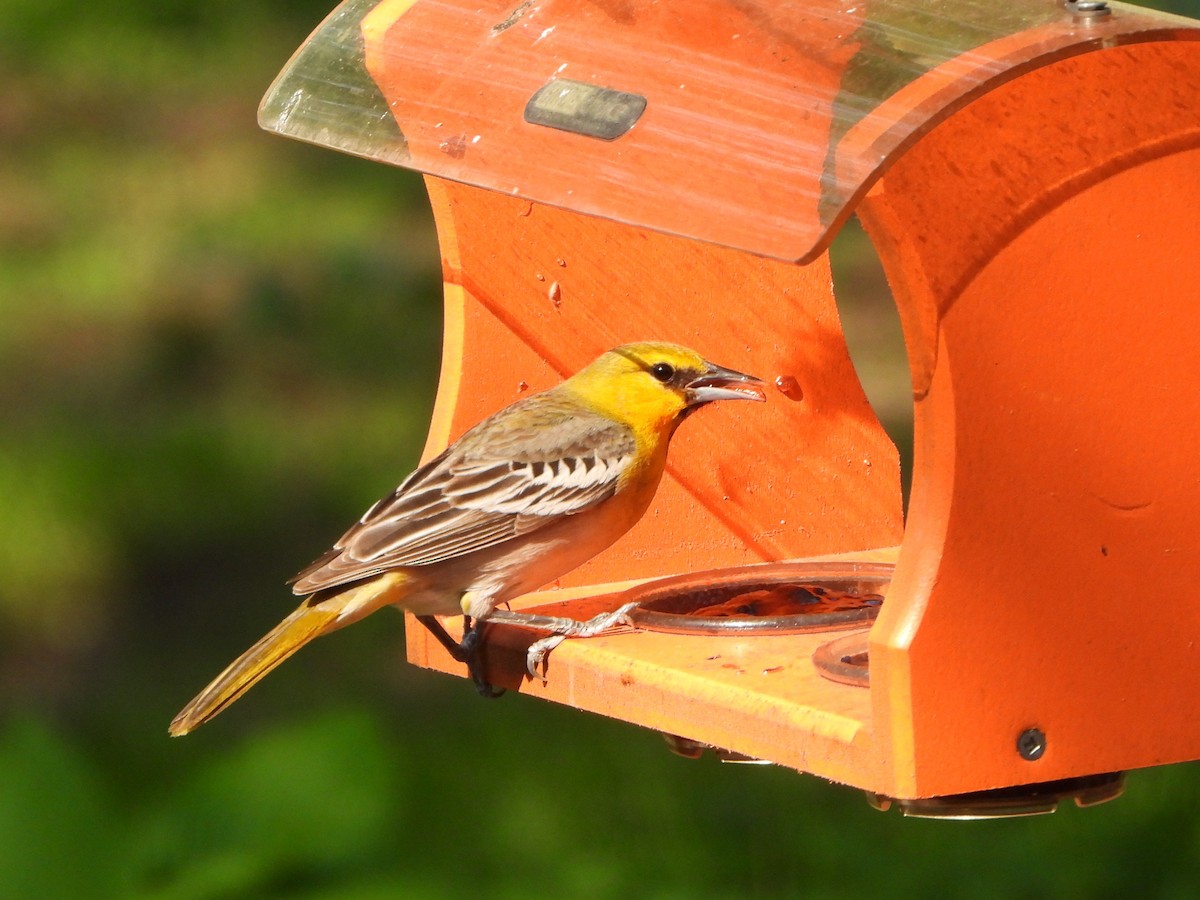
[{"left": 260, "top": 0, "right": 1198, "bottom": 261}]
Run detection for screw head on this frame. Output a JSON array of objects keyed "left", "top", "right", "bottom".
[
  {"left": 1017, "top": 727, "right": 1047, "bottom": 761},
  {"left": 1065, "top": 0, "right": 1112, "bottom": 22}
]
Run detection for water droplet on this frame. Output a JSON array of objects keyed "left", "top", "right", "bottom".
[
  {"left": 774, "top": 375, "right": 802, "bottom": 399},
  {"left": 548, "top": 281, "right": 562, "bottom": 306},
  {"left": 518, "top": 201, "right": 533, "bottom": 217},
  {"left": 517, "top": 381, "right": 529, "bottom": 393},
  {"left": 555, "top": 257, "right": 566, "bottom": 267},
  {"left": 535, "top": 272, "right": 545, "bottom": 281}
]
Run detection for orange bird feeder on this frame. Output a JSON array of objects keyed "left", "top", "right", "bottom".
[{"left": 260, "top": 0, "right": 1200, "bottom": 816}]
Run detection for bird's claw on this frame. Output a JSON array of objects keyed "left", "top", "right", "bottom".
[
  {"left": 471, "top": 670, "right": 506, "bottom": 698},
  {"left": 526, "top": 634, "right": 566, "bottom": 681}
]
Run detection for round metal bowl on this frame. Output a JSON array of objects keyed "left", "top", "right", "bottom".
[{"left": 622, "top": 561, "right": 892, "bottom": 636}]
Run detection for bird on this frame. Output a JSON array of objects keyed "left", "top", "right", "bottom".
[{"left": 169, "top": 342, "right": 764, "bottom": 735}]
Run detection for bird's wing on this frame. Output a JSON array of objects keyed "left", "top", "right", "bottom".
[{"left": 289, "top": 400, "right": 637, "bottom": 594}]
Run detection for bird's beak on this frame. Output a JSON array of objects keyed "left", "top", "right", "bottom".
[{"left": 685, "top": 363, "right": 766, "bottom": 406}]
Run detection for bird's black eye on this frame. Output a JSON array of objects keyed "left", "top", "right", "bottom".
[{"left": 649, "top": 362, "right": 675, "bottom": 383}]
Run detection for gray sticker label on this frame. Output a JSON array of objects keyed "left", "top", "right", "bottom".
[{"left": 524, "top": 79, "right": 647, "bottom": 141}]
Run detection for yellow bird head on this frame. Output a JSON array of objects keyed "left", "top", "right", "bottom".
[{"left": 563, "top": 342, "right": 765, "bottom": 436}]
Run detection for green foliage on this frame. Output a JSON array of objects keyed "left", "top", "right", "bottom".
[
  {"left": 133, "top": 712, "right": 401, "bottom": 898},
  {"left": 6, "top": 703, "right": 1200, "bottom": 899},
  {"left": 4, "top": 0, "right": 1200, "bottom": 897},
  {"left": 0, "top": 718, "right": 122, "bottom": 897}
]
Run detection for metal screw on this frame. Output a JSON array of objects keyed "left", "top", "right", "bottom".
[
  {"left": 1017, "top": 727, "right": 1047, "bottom": 761},
  {"left": 1065, "top": 0, "right": 1112, "bottom": 22}
]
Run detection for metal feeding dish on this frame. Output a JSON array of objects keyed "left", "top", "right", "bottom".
[
  {"left": 622, "top": 561, "right": 891, "bottom": 636},
  {"left": 867, "top": 772, "right": 1126, "bottom": 820}
]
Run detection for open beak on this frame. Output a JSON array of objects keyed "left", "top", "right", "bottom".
[{"left": 685, "top": 362, "right": 766, "bottom": 406}]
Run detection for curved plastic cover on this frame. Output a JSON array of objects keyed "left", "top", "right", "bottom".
[{"left": 260, "top": 0, "right": 1198, "bottom": 261}]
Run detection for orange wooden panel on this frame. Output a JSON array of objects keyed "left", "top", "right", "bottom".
[
  {"left": 406, "top": 176, "right": 902, "bottom": 790},
  {"left": 413, "top": 38, "right": 1200, "bottom": 799},
  {"left": 347, "top": 4, "right": 1200, "bottom": 800},
  {"left": 859, "top": 40, "right": 1200, "bottom": 397},
  {"left": 421, "top": 176, "right": 903, "bottom": 588},
  {"left": 861, "top": 40, "right": 1200, "bottom": 796}
]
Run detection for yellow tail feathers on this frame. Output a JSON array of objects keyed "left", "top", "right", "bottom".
[
  {"left": 168, "top": 602, "right": 340, "bottom": 736},
  {"left": 169, "top": 572, "right": 410, "bottom": 736}
]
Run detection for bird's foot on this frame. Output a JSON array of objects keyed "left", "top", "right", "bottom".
[
  {"left": 414, "top": 614, "right": 505, "bottom": 698},
  {"left": 511, "top": 601, "right": 641, "bottom": 681},
  {"left": 416, "top": 602, "right": 640, "bottom": 691},
  {"left": 461, "top": 618, "right": 506, "bottom": 698}
]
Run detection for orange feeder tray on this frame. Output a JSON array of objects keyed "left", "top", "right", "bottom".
[{"left": 260, "top": 0, "right": 1200, "bottom": 814}]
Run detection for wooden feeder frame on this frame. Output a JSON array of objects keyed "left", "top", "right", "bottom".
[{"left": 261, "top": 0, "right": 1200, "bottom": 804}]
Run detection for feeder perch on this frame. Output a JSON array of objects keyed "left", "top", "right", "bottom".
[{"left": 260, "top": 0, "right": 1200, "bottom": 815}]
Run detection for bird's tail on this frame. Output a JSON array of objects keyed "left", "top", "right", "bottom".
[{"left": 169, "top": 573, "right": 406, "bottom": 736}]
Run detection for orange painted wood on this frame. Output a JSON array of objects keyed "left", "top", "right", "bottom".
[
  {"left": 420, "top": 177, "right": 903, "bottom": 586},
  {"left": 395, "top": 21, "right": 1200, "bottom": 798},
  {"left": 861, "top": 40, "right": 1200, "bottom": 796}
]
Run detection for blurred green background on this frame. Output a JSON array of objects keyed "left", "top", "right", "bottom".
[{"left": 4, "top": 1, "right": 1200, "bottom": 896}]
